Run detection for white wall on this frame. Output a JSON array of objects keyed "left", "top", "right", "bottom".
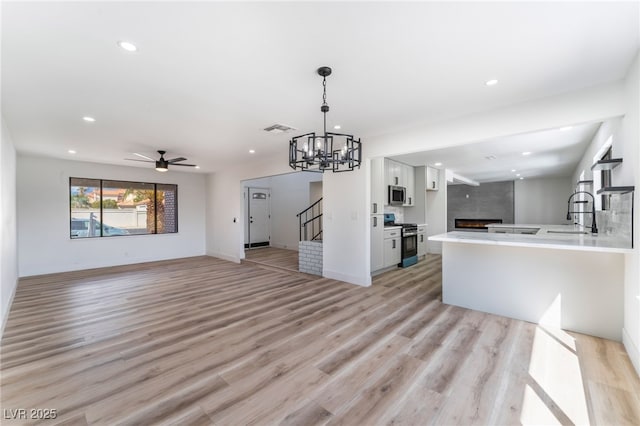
[
  {"left": 309, "top": 181, "right": 322, "bottom": 205},
  {"left": 243, "top": 172, "right": 322, "bottom": 250},
  {"left": 17, "top": 155, "right": 207, "bottom": 276},
  {"left": 514, "top": 177, "right": 573, "bottom": 225},
  {"left": 620, "top": 52, "right": 640, "bottom": 376},
  {"left": 322, "top": 166, "right": 370, "bottom": 286},
  {"left": 1, "top": 117, "right": 18, "bottom": 337}
]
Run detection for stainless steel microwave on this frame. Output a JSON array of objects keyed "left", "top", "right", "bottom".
[{"left": 388, "top": 185, "right": 406, "bottom": 205}]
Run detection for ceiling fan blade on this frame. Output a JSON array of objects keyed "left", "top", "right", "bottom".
[
  {"left": 168, "top": 157, "right": 188, "bottom": 163},
  {"left": 172, "top": 163, "right": 197, "bottom": 167},
  {"left": 125, "top": 158, "right": 154, "bottom": 163},
  {"left": 133, "top": 152, "right": 155, "bottom": 161}
]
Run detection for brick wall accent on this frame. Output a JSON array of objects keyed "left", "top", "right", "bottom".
[{"left": 298, "top": 240, "right": 322, "bottom": 276}]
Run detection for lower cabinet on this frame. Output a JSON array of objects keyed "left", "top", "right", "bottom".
[
  {"left": 417, "top": 232, "right": 427, "bottom": 257},
  {"left": 383, "top": 227, "right": 401, "bottom": 268}
]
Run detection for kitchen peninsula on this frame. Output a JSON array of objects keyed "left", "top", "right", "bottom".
[{"left": 430, "top": 225, "right": 632, "bottom": 341}]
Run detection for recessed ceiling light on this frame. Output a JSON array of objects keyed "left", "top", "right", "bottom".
[
  {"left": 519, "top": 177, "right": 524, "bottom": 180},
  {"left": 434, "top": 162, "right": 443, "bottom": 167},
  {"left": 249, "top": 149, "right": 255, "bottom": 154},
  {"left": 195, "top": 166, "right": 200, "bottom": 169},
  {"left": 68, "top": 149, "right": 76, "bottom": 154},
  {"left": 516, "top": 173, "right": 521, "bottom": 177},
  {"left": 334, "top": 125, "right": 341, "bottom": 130},
  {"left": 522, "top": 151, "right": 531, "bottom": 156},
  {"left": 511, "top": 169, "right": 516, "bottom": 172},
  {"left": 82, "top": 116, "right": 96, "bottom": 122},
  {"left": 560, "top": 126, "right": 573, "bottom": 132},
  {"left": 117, "top": 41, "right": 137, "bottom": 52},
  {"left": 485, "top": 79, "right": 499, "bottom": 86}
]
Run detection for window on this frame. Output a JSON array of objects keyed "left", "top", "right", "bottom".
[{"left": 70, "top": 178, "right": 178, "bottom": 238}]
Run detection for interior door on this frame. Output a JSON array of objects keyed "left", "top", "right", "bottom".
[{"left": 246, "top": 187, "right": 271, "bottom": 248}]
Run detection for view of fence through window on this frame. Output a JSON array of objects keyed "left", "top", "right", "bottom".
[{"left": 70, "top": 177, "right": 178, "bottom": 238}]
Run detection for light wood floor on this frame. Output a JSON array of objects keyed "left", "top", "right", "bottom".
[
  {"left": 2, "top": 255, "right": 639, "bottom": 425},
  {"left": 244, "top": 247, "right": 299, "bottom": 272}
]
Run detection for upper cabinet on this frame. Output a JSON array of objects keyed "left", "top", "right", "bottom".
[
  {"left": 402, "top": 163, "right": 415, "bottom": 206},
  {"left": 426, "top": 166, "right": 440, "bottom": 191},
  {"left": 384, "top": 158, "right": 415, "bottom": 206},
  {"left": 384, "top": 158, "right": 402, "bottom": 187}
]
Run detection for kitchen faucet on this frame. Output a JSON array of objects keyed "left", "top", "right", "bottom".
[{"left": 566, "top": 191, "right": 598, "bottom": 234}]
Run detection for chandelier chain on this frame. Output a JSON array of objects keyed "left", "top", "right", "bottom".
[{"left": 322, "top": 77, "right": 327, "bottom": 106}]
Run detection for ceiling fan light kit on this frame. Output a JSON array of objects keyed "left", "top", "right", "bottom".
[
  {"left": 289, "top": 66, "right": 362, "bottom": 173},
  {"left": 155, "top": 160, "right": 169, "bottom": 172},
  {"left": 125, "top": 150, "right": 196, "bottom": 172}
]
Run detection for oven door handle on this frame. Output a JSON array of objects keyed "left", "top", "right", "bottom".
[{"left": 403, "top": 232, "right": 418, "bottom": 237}]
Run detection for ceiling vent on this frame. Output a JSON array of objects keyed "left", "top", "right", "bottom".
[
  {"left": 485, "top": 155, "right": 497, "bottom": 160},
  {"left": 264, "top": 124, "right": 296, "bottom": 134}
]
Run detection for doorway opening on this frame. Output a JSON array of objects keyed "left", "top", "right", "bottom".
[{"left": 244, "top": 187, "right": 271, "bottom": 249}]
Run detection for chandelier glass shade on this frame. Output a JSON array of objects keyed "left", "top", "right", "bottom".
[{"left": 289, "top": 67, "right": 362, "bottom": 173}]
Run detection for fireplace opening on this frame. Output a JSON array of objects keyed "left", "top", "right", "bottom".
[{"left": 455, "top": 218, "right": 503, "bottom": 231}]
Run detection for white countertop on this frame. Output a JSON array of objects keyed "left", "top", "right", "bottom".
[{"left": 429, "top": 224, "right": 633, "bottom": 254}]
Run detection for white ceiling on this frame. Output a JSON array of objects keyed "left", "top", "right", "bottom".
[
  {"left": 2, "top": 2, "right": 638, "bottom": 173},
  {"left": 390, "top": 121, "right": 602, "bottom": 183}
]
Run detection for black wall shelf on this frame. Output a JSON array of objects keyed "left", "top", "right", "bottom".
[
  {"left": 597, "top": 186, "right": 635, "bottom": 195},
  {"left": 591, "top": 158, "right": 622, "bottom": 171}
]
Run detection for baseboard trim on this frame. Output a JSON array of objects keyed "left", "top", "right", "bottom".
[
  {"left": 623, "top": 327, "right": 640, "bottom": 378},
  {"left": 323, "top": 269, "right": 371, "bottom": 287},
  {"left": 271, "top": 243, "right": 299, "bottom": 252},
  {"left": 207, "top": 251, "right": 241, "bottom": 264},
  {"left": 20, "top": 251, "right": 207, "bottom": 277},
  {"left": 1, "top": 279, "right": 18, "bottom": 341}
]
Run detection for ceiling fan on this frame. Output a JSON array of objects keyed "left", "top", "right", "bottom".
[{"left": 125, "top": 150, "right": 196, "bottom": 172}]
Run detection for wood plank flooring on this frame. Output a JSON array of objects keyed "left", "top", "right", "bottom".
[
  {"left": 243, "top": 247, "right": 299, "bottom": 272},
  {"left": 2, "top": 254, "right": 639, "bottom": 425}
]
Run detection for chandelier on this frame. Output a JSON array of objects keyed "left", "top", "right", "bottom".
[{"left": 289, "top": 66, "right": 362, "bottom": 173}]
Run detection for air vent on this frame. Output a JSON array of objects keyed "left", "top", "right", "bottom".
[
  {"left": 264, "top": 124, "right": 297, "bottom": 134},
  {"left": 485, "top": 155, "right": 497, "bottom": 160}
]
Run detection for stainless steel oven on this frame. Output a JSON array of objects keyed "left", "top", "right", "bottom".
[{"left": 400, "top": 224, "right": 418, "bottom": 267}]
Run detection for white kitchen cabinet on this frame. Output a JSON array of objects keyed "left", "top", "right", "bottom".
[
  {"left": 383, "top": 227, "right": 401, "bottom": 268},
  {"left": 383, "top": 237, "right": 401, "bottom": 267},
  {"left": 402, "top": 163, "right": 415, "bottom": 207},
  {"left": 371, "top": 215, "right": 384, "bottom": 271},
  {"left": 426, "top": 166, "right": 439, "bottom": 191},
  {"left": 384, "top": 158, "right": 415, "bottom": 206},
  {"left": 371, "top": 158, "right": 385, "bottom": 214},
  {"left": 417, "top": 226, "right": 427, "bottom": 257},
  {"left": 385, "top": 158, "right": 402, "bottom": 188}
]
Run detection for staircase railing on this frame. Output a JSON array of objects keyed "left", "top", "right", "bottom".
[{"left": 297, "top": 198, "right": 323, "bottom": 241}]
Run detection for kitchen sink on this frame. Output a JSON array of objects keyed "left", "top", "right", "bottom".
[{"left": 546, "top": 230, "right": 589, "bottom": 235}]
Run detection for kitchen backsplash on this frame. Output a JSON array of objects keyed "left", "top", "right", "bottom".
[
  {"left": 596, "top": 192, "right": 633, "bottom": 244},
  {"left": 384, "top": 206, "right": 404, "bottom": 223}
]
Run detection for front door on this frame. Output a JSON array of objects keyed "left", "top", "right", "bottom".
[{"left": 246, "top": 187, "right": 270, "bottom": 248}]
